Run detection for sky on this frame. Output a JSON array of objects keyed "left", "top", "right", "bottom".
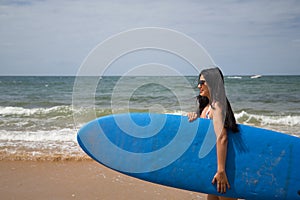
[{"left": 0, "top": 0, "right": 300, "bottom": 76}]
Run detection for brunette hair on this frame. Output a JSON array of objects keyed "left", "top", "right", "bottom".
[{"left": 197, "top": 67, "right": 239, "bottom": 133}]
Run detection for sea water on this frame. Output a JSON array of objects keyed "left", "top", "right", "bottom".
[{"left": 0, "top": 76, "right": 299, "bottom": 160}]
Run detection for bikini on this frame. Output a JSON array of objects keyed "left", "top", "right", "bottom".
[{"left": 205, "top": 105, "right": 211, "bottom": 119}]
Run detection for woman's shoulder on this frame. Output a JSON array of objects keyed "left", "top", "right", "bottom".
[{"left": 212, "top": 101, "right": 226, "bottom": 110}]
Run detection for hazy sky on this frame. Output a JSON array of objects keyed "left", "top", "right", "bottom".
[{"left": 0, "top": 0, "right": 300, "bottom": 75}]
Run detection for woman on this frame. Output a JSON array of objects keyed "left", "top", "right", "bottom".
[{"left": 187, "top": 67, "right": 239, "bottom": 200}]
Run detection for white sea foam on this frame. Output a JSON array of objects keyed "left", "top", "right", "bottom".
[
  {"left": 1, "top": 108, "right": 299, "bottom": 159},
  {"left": 0, "top": 128, "right": 83, "bottom": 160},
  {"left": 166, "top": 110, "right": 300, "bottom": 128},
  {"left": 0, "top": 106, "right": 72, "bottom": 116},
  {"left": 166, "top": 110, "right": 188, "bottom": 116},
  {"left": 0, "top": 128, "right": 77, "bottom": 142},
  {"left": 235, "top": 111, "right": 300, "bottom": 126}
]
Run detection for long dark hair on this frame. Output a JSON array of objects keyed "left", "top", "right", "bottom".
[{"left": 197, "top": 67, "right": 239, "bottom": 133}]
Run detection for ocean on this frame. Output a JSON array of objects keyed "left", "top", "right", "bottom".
[{"left": 0, "top": 75, "right": 299, "bottom": 161}]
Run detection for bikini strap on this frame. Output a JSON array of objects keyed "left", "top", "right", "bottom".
[{"left": 205, "top": 105, "right": 211, "bottom": 119}]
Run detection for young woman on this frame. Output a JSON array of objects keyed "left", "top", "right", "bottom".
[{"left": 187, "top": 67, "right": 239, "bottom": 200}]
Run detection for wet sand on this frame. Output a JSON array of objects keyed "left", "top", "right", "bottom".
[{"left": 0, "top": 160, "right": 206, "bottom": 200}]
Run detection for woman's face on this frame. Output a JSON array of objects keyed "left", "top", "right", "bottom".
[{"left": 198, "top": 75, "right": 210, "bottom": 98}]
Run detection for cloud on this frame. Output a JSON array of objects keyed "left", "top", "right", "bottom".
[{"left": 0, "top": 0, "right": 299, "bottom": 75}]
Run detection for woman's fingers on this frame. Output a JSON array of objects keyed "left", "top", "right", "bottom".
[
  {"left": 227, "top": 181, "right": 231, "bottom": 189},
  {"left": 211, "top": 176, "right": 216, "bottom": 184},
  {"left": 187, "top": 112, "right": 197, "bottom": 122},
  {"left": 211, "top": 173, "right": 231, "bottom": 193},
  {"left": 217, "top": 182, "right": 227, "bottom": 193}
]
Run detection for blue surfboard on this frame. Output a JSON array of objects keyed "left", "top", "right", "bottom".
[{"left": 77, "top": 113, "right": 300, "bottom": 200}]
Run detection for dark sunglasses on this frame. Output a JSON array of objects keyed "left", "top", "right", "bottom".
[{"left": 198, "top": 80, "right": 206, "bottom": 86}]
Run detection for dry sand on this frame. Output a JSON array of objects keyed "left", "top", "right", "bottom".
[{"left": 0, "top": 160, "right": 206, "bottom": 200}]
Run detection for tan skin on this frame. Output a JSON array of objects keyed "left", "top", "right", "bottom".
[{"left": 187, "top": 75, "right": 237, "bottom": 200}]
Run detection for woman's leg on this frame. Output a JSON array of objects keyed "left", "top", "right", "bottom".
[
  {"left": 207, "top": 194, "right": 219, "bottom": 200},
  {"left": 207, "top": 194, "right": 238, "bottom": 200},
  {"left": 219, "top": 196, "right": 237, "bottom": 200}
]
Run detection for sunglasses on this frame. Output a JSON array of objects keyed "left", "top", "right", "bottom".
[{"left": 198, "top": 80, "right": 206, "bottom": 86}]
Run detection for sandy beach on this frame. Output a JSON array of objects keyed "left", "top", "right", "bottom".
[{"left": 0, "top": 160, "right": 206, "bottom": 200}]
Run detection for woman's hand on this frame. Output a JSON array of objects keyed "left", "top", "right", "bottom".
[
  {"left": 187, "top": 112, "right": 198, "bottom": 122},
  {"left": 212, "top": 170, "right": 230, "bottom": 193}
]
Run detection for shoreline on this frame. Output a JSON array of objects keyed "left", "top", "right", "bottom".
[{"left": 0, "top": 160, "right": 206, "bottom": 200}]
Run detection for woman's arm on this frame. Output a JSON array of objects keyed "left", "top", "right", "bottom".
[
  {"left": 212, "top": 102, "right": 230, "bottom": 193},
  {"left": 216, "top": 129, "right": 228, "bottom": 173},
  {"left": 212, "top": 128, "right": 230, "bottom": 193}
]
